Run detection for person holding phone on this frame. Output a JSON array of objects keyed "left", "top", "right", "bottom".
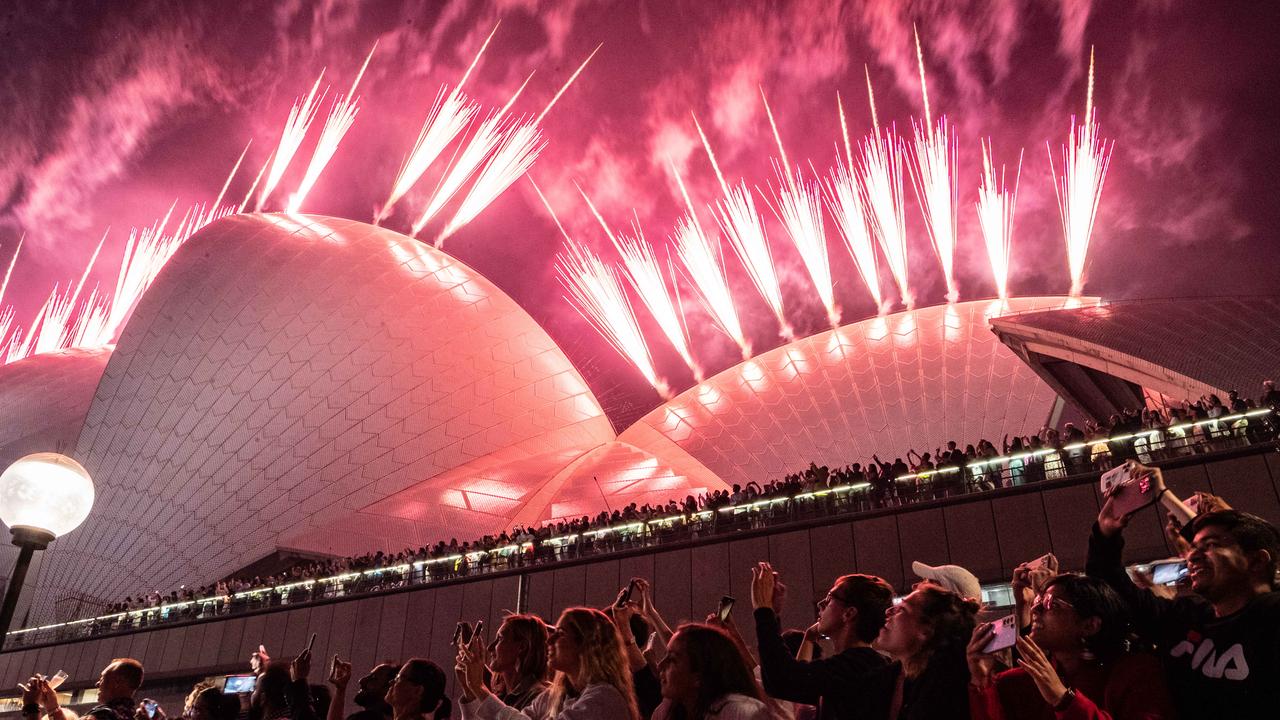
[
  {"left": 750, "top": 562, "right": 895, "bottom": 720},
  {"left": 456, "top": 607, "right": 640, "bottom": 720},
  {"left": 327, "top": 658, "right": 399, "bottom": 720},
  {"left": 486, "top": 614, "right": 550, "bottom": 711},
  {"left": 966, "top": 573, "right": 1175, "bottom": 718},
  {"left": 1087, "top": 463, "right": 1280, "bottom": 717}
]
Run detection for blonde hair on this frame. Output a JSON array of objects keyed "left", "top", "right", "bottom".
[{"left": 546, "top": 608, "right": 639, "bottom": 720}]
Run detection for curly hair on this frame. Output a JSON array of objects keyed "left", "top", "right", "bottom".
[
  {"left": 912, "top": 581, "right": 982, "bottom": 662},
  {"left": 546, "top": 608, "right": 640, "bottom": 720}
]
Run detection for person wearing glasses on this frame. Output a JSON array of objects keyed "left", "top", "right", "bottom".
[
  {"left": 750, "top": 563, "right": 895, "bottom": 720},
  {"left": 966, "top": 573, "right": 1175, "bottom": 718},
  {"left": 456, "top": 607, "right": 640, "bottom": 720},
  {"left": 1086, "top": 463, "right": 1280, "bottom": 718}
]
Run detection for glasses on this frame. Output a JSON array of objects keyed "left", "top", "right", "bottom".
[{"left": 1031, "top": 594, "right": 1074, "bottom": 613}]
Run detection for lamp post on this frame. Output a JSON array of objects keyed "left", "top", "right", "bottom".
[{"left": 0, "top": 453, "right": 95, "bottom": 649}]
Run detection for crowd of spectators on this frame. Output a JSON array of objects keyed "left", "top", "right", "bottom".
[
  {"left": 15, "top": 459, "right": 1280, "bottom": 718},
  {"left": 41, "top": 384, "right": 1280, "bottom": 641}
]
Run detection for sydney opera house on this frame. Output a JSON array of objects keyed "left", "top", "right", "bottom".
[{"left": 0, "top": 213, "right": 1277, "bottom": 706}]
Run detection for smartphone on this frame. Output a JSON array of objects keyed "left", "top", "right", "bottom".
[
  {"left": 716, "top": 595, "right": 735, "bottom": 622},
  {"left": 1108, "top": 471, "right": 1158, "bottom": 518},
  {"left": 615, "top": 579, "right": 638, "bottom": 608},
  {"left": 1027, "top": 553, "right": 1056, "bottom": 573},
  {"left": 143, "top": 701, "right": 158, "bottom": 719},
  {"left": 223, "top": 675, "right": 257, "bottom": 694},
  {"left": 1099, "top": 464, "right": 1131, "bottom": 496},
  {"left": 304, "top": 632, "right": 317, "bottom": 654},
  {"left": 472, "top": 620, "right": 484, "bottom": 643},
  {"left": 981, "top": 614, "right": 1019, "bottom": 654},
  {"left": 454, "top": 621, "right": 474, "bottom": 646},
  {"left": 1151, "top": 560, "right": 1188, "bottom": 586}
]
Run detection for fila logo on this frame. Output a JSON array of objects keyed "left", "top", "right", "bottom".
[{"left": 1171, "top": 637, "right": 1250, "bottom": 680}]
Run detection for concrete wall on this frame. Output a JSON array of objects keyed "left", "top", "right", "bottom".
[{"left": 2, "top": 448, "right": 1277, "bottom": 714}]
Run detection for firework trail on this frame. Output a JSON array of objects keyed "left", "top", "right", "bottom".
[
  {"left": 288, "top": 43, "right": 377, "bottom": 214},
  {"left": 824, "top": 98, "right": 881, "bottom": 307},
  {"left": 527, "top": 175, "right": 573, "bottom": 242},
  {"left": 241, "top": 148, "right": 273, "bottom": 213},
  {"left": 859, "top": 71, "right": 911, "bottom": 309},
  {"left": 692, "top": 114, "right": 792, "bottom": 339},
  {"left": 436, "top": 45, "right": 600, "bottom": 244},
  {"left": 556, "top": 238, "right": 670, "bottom": 398},
  {"left": 437, "top": 121, "right": 545, "bottom": 245},
  {"left": 906, "top": 28, "right": 959, "bottom": 302},
  {"left": 976, "top": 141, "right": 1023, "bottom": 300},
  {"left": 760, "top": 89, "right": 838, "bottom": 327},
  {"left": 669, "top": 162, "right": 750, "bottom": 358},
  {"left": 577, "top": 184, "right": 702, "bottom": 380},
  {"left": 213, "top": 141, "right": 250, "bottom": 211},
  {"left": 1049, "top": 48, "right": 1113, "bottom": 297},
  {"left": 0, "top": 235, "right": 23, "bottom": 307},
  {"left": 376, "top": 24, "right": 500, "bottom": 223},
  {"left": 412, "top": 73, "right": 534, "bottom": 238},
  {"left": 255, "top": 71, "right": 327, "bottom": 211}
]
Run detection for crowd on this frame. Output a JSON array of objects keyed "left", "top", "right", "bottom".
[
  {"left": 46, "top": 386, "right": 1280, "bottom": 640},
  {"left": 15, "top": 460, "right": 1280, "bottom": 718}
]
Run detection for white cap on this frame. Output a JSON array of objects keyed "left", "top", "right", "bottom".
[{"left": 912, "top": 560, "right": 982, "bottom": 601}]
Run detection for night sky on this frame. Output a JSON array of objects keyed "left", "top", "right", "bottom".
[{"left": 3, "top": 1, "right": 1278, "bottom": 427}]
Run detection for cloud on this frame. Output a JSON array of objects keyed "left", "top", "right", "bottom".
[{"left": 7, "top": 20, "right": 227, "bottom": 249}]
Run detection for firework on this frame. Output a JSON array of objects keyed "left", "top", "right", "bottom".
[
  {"left": 556, "top": 238, "right": 670, "bottom": 398},
  {"left": 859, "top": 71, "right": 911, "bottom": 308},
  {"left": 693, "top": 115, "right": 792, "bottom": 339},
  {"left": 669, "top": 162, "right": 750, "bottom": 358},
  {"left": 976, "top": 141, "right": 1022, "bottom": 300},
  {"left": 0, "top": 235, "right": 23, "bottom": 307},
  {"left": 760, "top": 89, "right": 838, "bottom": 326},
  {"left": 376, "top": 24, "right": 500, "bottom": 223},
  {"left": 412, "top": 73, "right": 534, "bottom": 238},
  {"left": 438, "top": 120, "right": 545, "bottom": 245},
  {"left": 288, "top": 43, "right": 377, "bottom": 214},
  {"left": 256, "top": 71, "right": 327, "bottom": 211},
  {"left": 1049, "top": 48, "right": 1113, "bottom": 297},
  {"left": 906, "top": 28, "right": 959, "bottom": 302},
  {"left": 824, "top": 157, "right": 881, "bottom": 306},
  {"left": 578, "top": 185, "right": 701, "bottom": 380},
  {"left": 214, "top": 141, "right": 251, "bottom": 211},
  {"left": 430, "top": 45, "right": 598, "bottom": 243}
]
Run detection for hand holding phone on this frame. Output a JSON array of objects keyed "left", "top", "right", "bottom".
[
  {"left": 716, "top": 596, "right": 735, "bottom": 622},
  {"left": 981, "top": 614, "right": 1019, "bottom": 654},
  {"left": 454, "top": 621, "right": 474, "bottom": 646}
]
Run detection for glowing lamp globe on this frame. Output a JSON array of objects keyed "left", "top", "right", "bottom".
[{"left": 0, "top": 453, "right": 95, "bottom": 547}]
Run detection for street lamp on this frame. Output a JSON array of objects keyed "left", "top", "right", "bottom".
[{"left": 0, "top": 453, "right": 95, "bottom": 648}]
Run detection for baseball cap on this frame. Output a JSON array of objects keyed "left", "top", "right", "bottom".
[{"left": 912, "top": 560, "right": 982, "bottom": 601}]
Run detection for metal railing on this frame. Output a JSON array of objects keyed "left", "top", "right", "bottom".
[{"left": 5, "top": 408, "right": 1275, "bottom": 650}]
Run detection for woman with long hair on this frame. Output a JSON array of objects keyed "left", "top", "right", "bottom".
[
  {"left": 652, "top": 624, "right": 770, "bottom": 720},
  {"left": 488, "top": 614, "right": 550, "bottom": 711},
  {"left": 457, "top": 607, "right": 639, "bottom": 720},
  {"left": 386, "top": 659, "right": 450, "bottom": 720},
  {"left": 967, "top": 573, "right": 1175, "bottom": 719},
  {"left": 873, "top": 581, "right": 981, "bottom": 719}
]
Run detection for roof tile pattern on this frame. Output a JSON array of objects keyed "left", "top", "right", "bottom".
[
  {"left": 30, "top": 214, "right": 613, "bottom": 620},
  {"left": 619, "top": 298, "right": 1078, "bottom": 488}
]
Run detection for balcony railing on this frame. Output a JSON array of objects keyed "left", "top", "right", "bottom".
[{"left": 5, "top": 408, "right": 1274, "bottom": 650}]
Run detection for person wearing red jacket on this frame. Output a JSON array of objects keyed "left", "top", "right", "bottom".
[{"left": 966, "top": 573, "right": 1175, "bottom": 719}]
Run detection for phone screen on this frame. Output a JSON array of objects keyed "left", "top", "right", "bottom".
[
  {"left": 1151, "top": 560, "right": 1188, "bottom": 586},
  {"left": 144, "top": 701, "right": 158, "bottom": 718},
  {"left": 223, "top": 675, "right": 257, "bottom": 694},
  {"left": 982, "top": 614, "right": 1018, "bottom": 654},
  {"left": 717, "top": 595, "right": 735, "bottom": 622},
  {"left": 455, "top": 621, "right": 474, "bottom": 645}
]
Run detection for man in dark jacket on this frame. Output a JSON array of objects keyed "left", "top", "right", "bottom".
[
  {"left": 1087, "top": 466, "right": 1280, "bottom": 717},
  {"left": 752, "top": 562, "right": 895, "bottom": 720}
]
